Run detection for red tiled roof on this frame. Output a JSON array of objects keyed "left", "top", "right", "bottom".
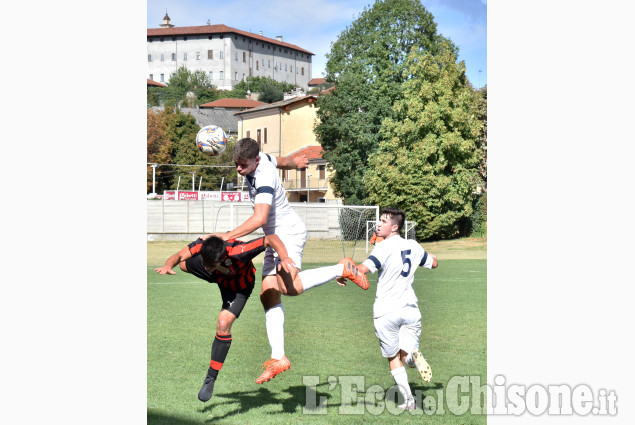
[
  {"left": 321, "top": 86, "right": 335, "bottom": 95},
  {"left": 147, "top": 24, "right": 314, "bottom": 56},
  {"left": 147, "top": 79, "right": 166, "bottom": 87},
  {"left": 287, "top": 145, "right": 324, "bottom": 161},
  {"left": 308, "top": 78, "right": 325, "bottom": 86},
  {"left": 234, "top": 95, "right": 318, "bottom": 116},
  {"left": 200, "top": 98, "right": 266, "bottom": 109}
]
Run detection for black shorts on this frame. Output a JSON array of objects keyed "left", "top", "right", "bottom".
[{"left": 185, "top": 256, "right": 254, "bottom": 318}]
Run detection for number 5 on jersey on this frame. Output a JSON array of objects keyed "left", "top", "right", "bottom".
[{"left": 400, "top": 249, "right": 412, "bottom": 277}]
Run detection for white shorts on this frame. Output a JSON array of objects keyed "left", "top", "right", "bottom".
[
  {"left": 373, "top": 305, "right": 421, "bottom": 358},
  {"left": 261, "top": 224, "right": 307, "bottom": 276}
]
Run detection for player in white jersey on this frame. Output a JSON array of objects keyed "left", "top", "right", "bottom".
[
  {"left": 217, "top": 138, "right": 369, "bottom": 384},
  {"left": 338, "top": 207, "right": 438, "bottom": 411}
]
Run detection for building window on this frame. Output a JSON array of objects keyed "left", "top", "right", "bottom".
[
  {"left": 219, "top": 71, "right": 224, "bottom": 80},
  {"left": 220, "top": 34, "right": 224, "bottom": 39},
  {"left": 235, "top": 52, "right": 238, "bottom": 60},
  {"left": 246, "top": 130, "right": 250, "bottom": 139},
  {"left": 285, "top": 64, "right": 287, "bottom": 71},
  {"left": 160, "top": 74, "right": 164, "bottom": 82},
  {"left": 219, "top": 50, "right": 224, "bottom": 59},
  {"left": 208, "top": 49, "right": 213, "bottom": 59},
  {"left": 257, "top": 129, "right": 261, "bottom": 146},
  {"left": 318, "top": 165, "right": 326, "bottom": 179},
  {"left": 209, "top": 71, "right": 213, "bottom": 80},
  {"left": 235, "top": 72, "right": 238, "bottom": 80},
  {"left": 171, "top": 53, "right": 176, "bottom": 61},
  {"left": 243, "top": 52, "right": 246, "bottom": 62},
  {"left": 184, "top": 36, "right": 187, "bottom": 41},
  {"left": 172, "top": 37, "right": 176, "bottom": 41},
  {"left": 196, "top": 52, "right": 201, "bottom": 60},
  {"left": 264, "top": 127, "right": 268, "bottom": 144},
  {"left": 148, "top": 54, "right": 152, "bottom": 62},
  {"left": 301, "top": 67, "right": 304, "bottom": 76},
  {"left": 282, "top": 169, "right": 288, "bottom": 181},
  {"left": 208, "top": 35, "right": 212, "bottom": 40},
  {"left": 160, "top": 54, "right": 164, "bottom": 61},
  {"left": 149, "top": 74, "right": 153, "bottom": 81},
  {"left": 290, "top": 66, "right": 292, "bottom": 72},
  {"left": 268, "top": 60, "right": 271, "bottom": 68},
  {"left": 160, "top": 37, "right": 164, "bottom": 42},
  {"left": 262, "top": 58, "right": 265, "bottom": 66},
  {"left": 183, "top": 52, "right": 187, "bottom": 61},
  {"left": 256, "top": 61, "right": 259, "bottom": 70}
]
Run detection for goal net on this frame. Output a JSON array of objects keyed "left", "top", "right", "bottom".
[{"left": 212, "top": 203, "right": 379, "bottom": 263}]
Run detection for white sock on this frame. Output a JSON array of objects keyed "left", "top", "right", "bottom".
[
  {"left": 391, "top": 366, "right": 413, "bottom": 403},
  {"left": 298, "top": 264, "right": 344, "bottom": 291},
  {"left": 265, "top": 303, "right": 285, "bottom": 359}
]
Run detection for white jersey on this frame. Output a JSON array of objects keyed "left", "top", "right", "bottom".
[
  {"left": 245, "top": 153, "right": 305, "bottom": 236},
  {"left": 362, "top": 235, "right": 435, "bottom": 318}
]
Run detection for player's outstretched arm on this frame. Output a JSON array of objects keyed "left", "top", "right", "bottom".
[
  {"left": 220, "top": 203, "right": 270, "bottom": 241},
  {"left": 275, "top": 155, "right": 309, "bottom": 170},
  {"left": 264, "top": 234, "right": 296, "bottom": 273},
  {"left": 154, "top": 246, "right": 192, "bottom": 275},
  {"left": 430, "top": 253, "right": 438, "bottom": 268}
]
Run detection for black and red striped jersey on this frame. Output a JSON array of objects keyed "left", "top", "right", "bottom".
[{"left": 185, "top": 236, "right": 267, "bottom": 291}]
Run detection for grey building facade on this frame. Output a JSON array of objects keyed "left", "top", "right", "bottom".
[{"left": 147, "top": 15, "right": 314, "bottom": 91}]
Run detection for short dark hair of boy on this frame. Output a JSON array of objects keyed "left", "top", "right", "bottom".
[
  {"left": 233, "top": 138, "right": 259, "bottom": 162},
  {"left": 380, "top": 207, "right": 406, "bottom": 234},
  {"left": 200, "top": 236, "right": 226, "bottom": 268}
]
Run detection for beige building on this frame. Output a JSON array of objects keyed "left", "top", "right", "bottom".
[{"left": 234, "top": 95, "right": 337, "bottom": 202}]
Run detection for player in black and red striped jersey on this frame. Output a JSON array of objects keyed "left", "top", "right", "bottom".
[{"left": 154, "top": 233, "right": 295, "bottom": 402}]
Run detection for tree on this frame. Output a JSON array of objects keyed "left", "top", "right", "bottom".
[
  {"left": 147, "top": 109, "right": 172, "bottom": 193},
  {"left": 164, "top": 108, "right": 237, "bottom": 191},
  {"left": 364, "top": 41, "right": 484, "bottom": 240},
  {"left": 148, "top": 67, "right": 220, "bottom": 108},
  {"left": 315, "top": 0, "right": 453, "bottom": 204}
]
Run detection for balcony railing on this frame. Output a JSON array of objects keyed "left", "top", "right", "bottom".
[{"left": 283, "top": 178, "right": 329, "bottom": 192}]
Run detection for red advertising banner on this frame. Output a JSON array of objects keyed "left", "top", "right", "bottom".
[
  {"left": 163, "top": 191, "right": 248, "bottom": 201},
  {"left": 221, "top": 192, "right": 241, "bottom": 202}
]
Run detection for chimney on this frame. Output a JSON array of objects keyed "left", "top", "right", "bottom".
[
  {"left": 276, "top": 36, "right": 283, "bottom": 41},
  {"left": 259, "top": 31, "right": 263, "bottom": 36}
]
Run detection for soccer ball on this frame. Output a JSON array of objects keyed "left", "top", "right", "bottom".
[{"left": 196, "top": 125, "right": 227, "bottom": 156}]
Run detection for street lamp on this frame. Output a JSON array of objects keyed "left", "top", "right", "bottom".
[{"left": 307, "top": 174, "right": 312, "bottom": 203}]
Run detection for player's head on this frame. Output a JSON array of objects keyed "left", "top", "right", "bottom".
[
  {"left": 378, "top": 207, "right": 406, "bottom": 235},
  {"left": 200, "top": 236, "right": 227, "bottom": 271},
  {"left": 233, "top": 138, "right": 260, "bottom": 176}
]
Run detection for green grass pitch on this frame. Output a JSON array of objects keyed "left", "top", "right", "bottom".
[{"left": 148, "top": 241, "right": 486, "bottom": 424}]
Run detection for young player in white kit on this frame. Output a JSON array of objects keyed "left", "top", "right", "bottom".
[
  {"left": 217, "top": 138, "right": 369, "bottom": 384},
  {"left": 338, "top": 207, "right": 438, "bottom": 410}
]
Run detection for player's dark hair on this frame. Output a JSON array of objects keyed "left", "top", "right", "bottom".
[
  {"left": 233, "top": 138, "right": 259, "bottom": 162},
  {"left": 380, "top": 207, "right": 406, "bottom": 234},
  {"left": 200, "top": 236, "right": 226, "bottom": 267}
]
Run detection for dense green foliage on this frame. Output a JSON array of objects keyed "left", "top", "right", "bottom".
[
  {"left": 147, "top": 107, "right": 237, "bottom": 193},
  {"left": 365, "top": 41, "right": 483, "bottom": 240},
  {"left": 147, "top": 66, "right": 221, "bottom": 108},
  {"left": 471, "top": 192, "right": 487, "bottom": 237},
  {"left": 315, "top": 0, "right": 454, "bottom": 205},
  {"left": 229, "top": 76, "right": 297, "bottom": 103}
]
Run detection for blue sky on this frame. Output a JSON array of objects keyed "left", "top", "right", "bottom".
[{"left": 147, "top": 0, "right": 487, "bottom": 88}]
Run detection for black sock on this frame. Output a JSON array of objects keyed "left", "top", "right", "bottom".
[{"left": 208, "top": 333, "right": 232, "bottom": 379}]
